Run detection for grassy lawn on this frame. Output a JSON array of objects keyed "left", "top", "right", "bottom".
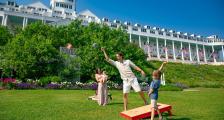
[{"left": 0, "top": 88, "right": 224, "bottom": 120}]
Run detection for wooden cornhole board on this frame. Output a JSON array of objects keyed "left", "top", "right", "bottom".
[{"left": 120, "top": 103, "right": 172, "bottom": 120}]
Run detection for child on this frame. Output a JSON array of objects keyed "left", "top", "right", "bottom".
[{"left": 148, "top": 61, "right": 167, "bottom": 120}]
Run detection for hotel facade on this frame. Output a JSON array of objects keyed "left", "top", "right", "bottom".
[{"left": 1, "top": 0, "right": 224, "bottom": 65}]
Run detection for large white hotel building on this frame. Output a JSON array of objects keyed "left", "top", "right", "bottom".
[{"left": 1, "top": 0, "right": 224, "bottom": 65}]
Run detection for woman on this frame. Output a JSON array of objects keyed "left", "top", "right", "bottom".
[{"left": 95, "top": 68, "right": 108, "bottom": 106}]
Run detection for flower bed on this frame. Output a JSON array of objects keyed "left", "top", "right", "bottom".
[{"left": 0, "top": 79, "right": 183, "bottom": 91}]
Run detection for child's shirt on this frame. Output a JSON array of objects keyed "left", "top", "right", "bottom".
[{"left": 149, "top": 79, "right": 161, "bottom": 100}]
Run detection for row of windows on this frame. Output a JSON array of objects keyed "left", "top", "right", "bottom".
[
  {"left": 79, "top": 15, "right": 96, "bottom": 20},
  {"left": 54, "top": 10, "right": 62, "bottom": 14},
  {"left": 7, "top": 1, "right": 15, "bottom": 6},
  {"left": 56, "top": 3, "right": 73, "bottom": 9},
  {"left": 108, "top": 24, "right": 207, "bottom": 42},
  {"left": 27, "top": 7, "right": 47, "bottom": 12},
  {"left": 65, "top": 12, "right": 72, "bottom": 15}
]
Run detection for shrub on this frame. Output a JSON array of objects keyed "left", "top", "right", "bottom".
[{"left": 40, "top": 76, "right": 61, "bottom": 86}]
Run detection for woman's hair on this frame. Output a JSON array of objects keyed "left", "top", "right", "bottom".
[{"left": 95, "top": 68, "right": 102, "bottom": 74}]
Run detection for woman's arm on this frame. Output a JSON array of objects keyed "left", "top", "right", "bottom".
[{"left": 95, "top": 74, "right": 101, "bottom": 82}]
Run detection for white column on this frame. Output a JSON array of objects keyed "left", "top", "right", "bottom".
[
  {"left": 3, "top": 14, "right": 8, "bottom": 26},
  {"left": 147, "top": 36, "right": 149, "bottom": 44},
  {"left": 129, "top": 33, "right": 132, "bottom": 43},
  {"left": 222, "top": 45, "right": 224, "bottom": 62},
  {"left": 42, "top": 19, "right": 46, "bottom": 24},
  {"left": 181, "top": 42, "right": 184, "bottom": 61},
  {"left": 139, "top": 35, "right": 141, "bottom": 48},
  {"left": 156, "top": 37, "right": 160, "bottom": 59},
  {"left": 1, "top": 15, "right": 5, "bottom": 25},
  {"left": 147, "top": 36, "right": 151, "bottom": 59},
  {"left": 212, "top": 45, "right": 216, "bottom": 62},
  {"left": 189, "top": 43, "right": 192, "bottom": 61},
  {"left": 25, "top": 17, "right": 28, "bottom": 26},
  {"left": 23, "top": 17, "right": 26, "bottom": 29},
  {"left": 203, "top": 45, "right": 207, "bottom": 63},
  {"left": 196, "top": 44, "right": 200, "bottom": 62},
  {"left": 172, "top": 40, "right": 176, "bottom": 60},
  {"left": 164, "top": 39, "right": 168, "bottom": 60}
]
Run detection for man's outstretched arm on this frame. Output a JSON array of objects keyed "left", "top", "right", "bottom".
[{"left": 101, "top": 47, "right": 110, "bottom": 61}]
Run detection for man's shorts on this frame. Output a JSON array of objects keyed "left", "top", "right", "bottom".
[
  {"left": 151, "top": 99, "right": 158, "bottom": 109},
  {"left": 123, "top": 78, "right": 141, "bottom": 93}
]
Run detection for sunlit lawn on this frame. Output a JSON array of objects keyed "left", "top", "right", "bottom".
[{"left": 0, "top": 88, "right": 224, "bottom": 120}]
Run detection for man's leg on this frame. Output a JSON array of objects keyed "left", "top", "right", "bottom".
[
  {"left": 132, "top": 78, "right": 148, "bottom": 105},
  {"left": 138, "top": 91, "right": 148, "bottom": 105},
  {"left": 123, "top": 93, "right": 128, "bottom": 111}
]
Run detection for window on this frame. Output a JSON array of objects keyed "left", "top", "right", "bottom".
[
  {"left": 8, "top": 1, "right": 14, "bottom": 6},
  {"left": 159, "top": 31, "right": 163, "bottom": 35},
  {"left": 27, "top": 6, "right": 36, "bottom": 10},
  {"left": 150, "top": 30, "right": 155, "bottom": 34},
  {"left": 132, "top": 27, "right": 138, "bottom": 31},
  {"left": 54, "top": 10, "right": 62, "bottom": 14},
  {"left": 88, "top": 16, "right": 95, "bottom": 19},
  {"left": 80, "top": 15, "right": 86, "bottom": 18},
  {"left": 56, "top": 3, "right": 59, "bottom": 7},
  {"left": 69, "top": 5, "right": 72, "bottom": 9},
  {"left": 141, "top": 28, "right": 146, "bottom": 32},
  {"left": 111, "top": 23, "right": 117, "bottom": 28},
  {"left": 173, "top": 34, "right": 177, "bottom": 37},
  {"left": 122, "top": 26, "right": 128, "bottom": 30},
  {"left": 166, "top": 33, "right": 170, "bottom": 36}
]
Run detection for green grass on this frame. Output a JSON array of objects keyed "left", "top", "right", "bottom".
[
  {"left": 0, "top": 88, "right": 224, "bottom": 120},
  {"left": 146, "top": 61, "right": 224, "bottom": 88}
]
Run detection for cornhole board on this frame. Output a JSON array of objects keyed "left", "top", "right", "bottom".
[{"left": 120, "top": 103, "right": 172, "bottom": 120}]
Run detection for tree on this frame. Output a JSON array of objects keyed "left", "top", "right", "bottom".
[
  {"left": 1, "top": 22, "right": 63, "bottom": 79},
  {"left": 1, "top": 20, "right": 153, "bottom": 83},
  {"left": 0, "top": 25, "right": 12, "bottom": 46}
]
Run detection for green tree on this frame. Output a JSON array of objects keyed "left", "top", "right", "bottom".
[
  {"left": 0, "top": 25, "right": 12, "bottom": 46},
  {"left": 74, "top": 22, "right": 152, "bottom": 83},
  {"left": 1, "top": 22, "right": 63, "bottom": 79}
]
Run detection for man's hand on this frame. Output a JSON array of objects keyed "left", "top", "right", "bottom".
[
  {"left": 141, "top": 70, "right": 146, "bottom": 77},
  {"left": 101, "top": 47, "right": 105, "bottom": 52}
]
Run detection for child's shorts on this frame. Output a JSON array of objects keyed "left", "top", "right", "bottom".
[{"left": 151, "top": 99, "right": 158, "bottom": 109}]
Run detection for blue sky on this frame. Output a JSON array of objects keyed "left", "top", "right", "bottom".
[{"left": 14, "top": 0, "right": 224, "bottom": 38}]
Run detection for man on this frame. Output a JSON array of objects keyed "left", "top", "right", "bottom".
[{"left": 101, "top": 48, "right": 147, "bottom": 111}]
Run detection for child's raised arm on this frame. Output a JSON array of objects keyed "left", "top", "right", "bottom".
[{"left": 158, "top": 61, "right": 167, "bottom": 71}]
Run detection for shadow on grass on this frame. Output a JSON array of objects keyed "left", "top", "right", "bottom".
[
  {"left": 162, "top": 113, "right": 191, "bottom": 120},
  {"left": 107, "top": 102, "right": 123, "bottom": 105},
  {"left": 166, "top": 118, "right": 191, "bottom": 120}
]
